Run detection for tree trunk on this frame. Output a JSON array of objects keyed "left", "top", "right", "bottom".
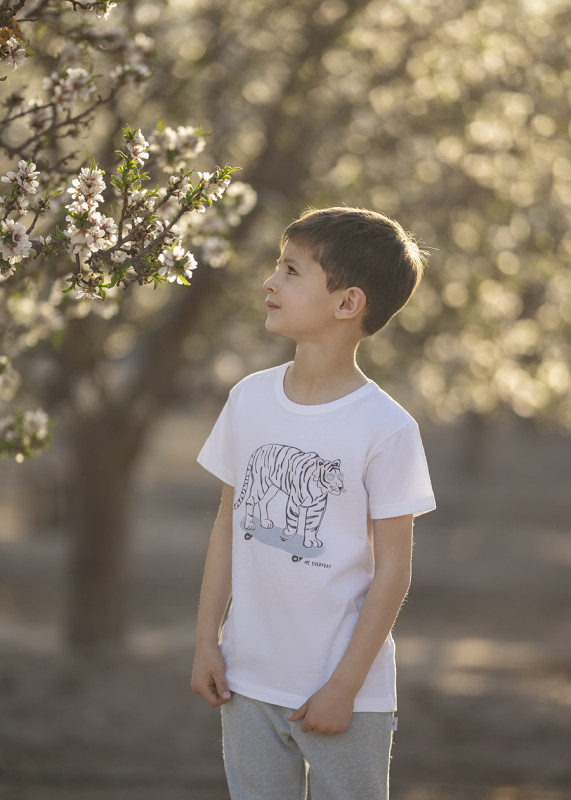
[
  {"left": 66, "top": 411, "right": 143, "bottom": 648},
  {"left": 62, "top": 265, "right": 224, "bottom": 649}
]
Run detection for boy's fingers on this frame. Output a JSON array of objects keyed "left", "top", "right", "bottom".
[
  {"left": 193, "top": 683, "right": 217, "bottom": 706},
  {"left": 216, "top": 685, "right": 232, "bottom": 702},
  {"left": 287, "top": 701, "right": 309, "bottom": 722},
  {"left": 214, "top": 671, "right": 232, "bottom": 702},
  {"left": 191, "top": 674, "right": 230, "bottom": 707}
]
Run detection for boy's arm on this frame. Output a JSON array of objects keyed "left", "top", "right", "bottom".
[
  {"left": 191, "top": 482, "right": 234, "bottom": 707},
  {"left": 288, "top": 514, "right": 413, "bottom": 734}
]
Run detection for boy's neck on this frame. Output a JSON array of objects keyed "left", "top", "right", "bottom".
[{"left": 285, "top": 343, "right": 369, "bottom": 405}]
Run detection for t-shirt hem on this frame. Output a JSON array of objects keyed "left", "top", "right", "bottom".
[
  {"left": 369, "top": 496, "right": 436, "bottom": 519},
  {"left": 196, "top": 452, "right": 234, "bottom": 486},
  {"left": 227, "top": 679, "right": 396, "bottom": 713}
]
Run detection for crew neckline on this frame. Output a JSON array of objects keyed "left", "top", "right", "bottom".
[{"left": 275, "top": 362, "right": 375, "bottom": 415}]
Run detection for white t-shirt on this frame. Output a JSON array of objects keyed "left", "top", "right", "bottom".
[{"left": 197, "top": 362, "right": 435, "bottom": 712}]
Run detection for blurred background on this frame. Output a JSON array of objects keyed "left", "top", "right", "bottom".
[{"left": 1, "top": 0, "right": 570, "bottom": 798}]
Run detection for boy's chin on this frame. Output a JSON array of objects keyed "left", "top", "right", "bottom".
[
  {"left": 265, "top": 317, "right": 294, "bottom": 340},
  {"left": 265, "top": 316, "right": 281, "bottom": 332}
]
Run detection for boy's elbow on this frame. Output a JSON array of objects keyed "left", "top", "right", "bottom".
[
  {"left": 375, "top": 561, "right": 412, "bottom": 593},
  {"left": 398, "top": 565, "right": 412, "bottom": 595}
]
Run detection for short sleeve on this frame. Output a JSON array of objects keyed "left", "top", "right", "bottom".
[
  {"left": 197, "top": 397, "right": 235, "bottom": 486},
  {"left": 365, "top": 422, "right": 435, "bottom": 519}
]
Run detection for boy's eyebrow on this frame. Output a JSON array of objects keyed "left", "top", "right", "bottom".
[{"left": 277, "top": 254, "right": 301, "bottom": 266}]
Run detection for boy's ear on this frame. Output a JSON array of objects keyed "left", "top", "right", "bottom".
[{"left": 335, "top": 287, "right": 367, "bottom": 321}]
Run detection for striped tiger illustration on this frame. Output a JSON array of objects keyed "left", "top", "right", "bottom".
[{"left": 233, "top": 444, "right": 344, "bottom": 548}]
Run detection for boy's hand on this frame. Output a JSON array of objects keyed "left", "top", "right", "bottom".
[
  {"left": 287, "top": 682, "right": 354, "bottom": 735},
  {"left": 191, "top": 644, "right": 232, "bottom": 707}
]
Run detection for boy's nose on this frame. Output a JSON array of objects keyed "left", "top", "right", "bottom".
[{"left": 263, "top": 273, "right": 277, "bottom": 293}]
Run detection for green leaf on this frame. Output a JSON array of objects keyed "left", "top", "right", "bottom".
[{"left": 54, "top": 228, "right": 70, "bottom": 243}]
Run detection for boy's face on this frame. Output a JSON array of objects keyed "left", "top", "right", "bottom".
[{"left": 263, "top": 240, "right": 343, "bottom": 342}]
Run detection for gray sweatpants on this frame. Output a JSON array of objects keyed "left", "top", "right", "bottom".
[{"left": 221, "top": 693, "right": 394, "bottom": 800}]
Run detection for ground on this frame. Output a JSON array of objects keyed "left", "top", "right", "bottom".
[{"left": 0, "top": 411, "right": 570, "bottom": 800}]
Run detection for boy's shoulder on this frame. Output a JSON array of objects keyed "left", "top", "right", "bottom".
[
  {"left": 364, "top": 380, "right": 417, "bottom": 422},
  {"left": 354, "top": 380, "right": 420, "bottom": 444},
  {"left": 228, "top": 362, "right": 285, "bottom": 400}
]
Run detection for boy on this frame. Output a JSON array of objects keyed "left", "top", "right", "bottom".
[{"left": 191, "top": 207, "right": 435, "bottom": 800}]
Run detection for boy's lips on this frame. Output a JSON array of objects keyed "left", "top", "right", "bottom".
[{"left": 266, "top": 299, "right": 280, "bottom": 310}]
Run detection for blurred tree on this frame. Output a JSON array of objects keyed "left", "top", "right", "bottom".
[{"left": 0, "top": 0, "right": 252, "bottom": 645}]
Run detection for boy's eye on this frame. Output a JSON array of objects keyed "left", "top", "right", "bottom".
[{"left": 274, "top": 259, "right": 298, "bottom": 275}]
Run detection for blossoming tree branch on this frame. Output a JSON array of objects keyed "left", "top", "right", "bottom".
[{"left": 0, "top": 0, "right": 255, "bottom": 461}]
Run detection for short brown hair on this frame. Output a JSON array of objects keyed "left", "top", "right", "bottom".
[{"left": 281, "top": 207, "right": 427, "bottom": 335}]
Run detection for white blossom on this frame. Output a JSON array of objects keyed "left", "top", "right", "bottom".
[
  {"left": 67, "top": 167, "right": 106, "bottom": 203},
  {"left": 128, "top": 32, "right": 154, "bottom": 57},
  {"left": 139, "top": 217, "right": 161, "bottom": 247},
  {"left": 75, "top": 286, "right": 103, "bottom": 300},
  {"left": 168, "top": 174, "right": 191, "bottom": 200},
  {"left": 0, "top": 405, "right": 51, "bottom": 461},
  {"left": 0, "top": 262, "right": 17, "bottom": 278},
  {"left": 44, "top": 68, "right": 95, "bottom": 112},
  {"left": 0, "top": 220, "right": 33, "bottom": 264},
  {"left": 176, "top": 127, "right": 206, "bottom": 158},
  {"left": 158, "top": 245, "right": 198, "bottom": 284},
  {"left": 151, "top": 125, "right": 206, "bottom": 171},
  {"left": 1, "top": 160, "right": 40, "bottom": 195},
  {"left": 126, "top": 188, "right": 154, "bottom": 212},
  {"left": 109, "top": 62, "right": 151, "bottom": 90},
  {"left": 0, "top": 194, "right": 29, "bottom": 213},
  {"left": 2, "top": 37, "right": 26, "bottom": 71},
  {"left": 198, "top": 171, "right": 231, "bottom": 202},
  {"left": 77, "top": 0, "right": 117, "bottom": 19},
  {"left": 65, "top": 198, "right": 90, "bottom": 215},
  {"left": 126, "top": 130, "right": 150, "bottom": 164},
  {"left": 110, "top": 249, "right": 130, "bottom": 264},
  {"left": 64, "top": 223, "right": 99, "bottom": 258},
  {"left": 23, "top": 409, "right": 50, "bottom": 441},
  {"left": 95, "top": 213, "right": 118, "bottom": 246},
  {"left": 65, "top": 211, "right": 117, "bottom": 258},
  {"left": 225, "top": 181, "right": 258, "bottom": 220}
]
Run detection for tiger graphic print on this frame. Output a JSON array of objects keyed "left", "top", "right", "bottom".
[{"left": 233, "top": 444, "right": 344, "bottom": 548}]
